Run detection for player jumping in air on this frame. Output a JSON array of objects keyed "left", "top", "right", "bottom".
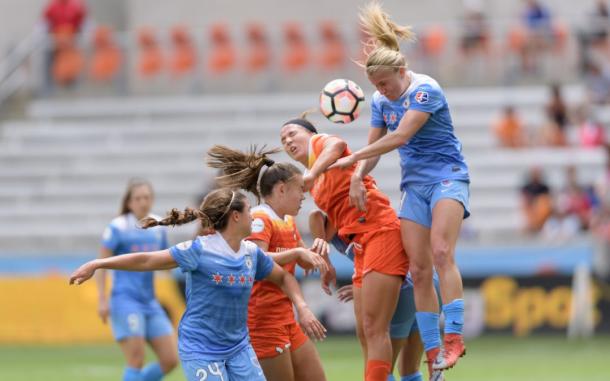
[{"left": 331, "top": 1, "right": 471, "bottom": 373}]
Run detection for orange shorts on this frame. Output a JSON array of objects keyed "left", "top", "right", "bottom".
[
  {"left": 351, "top": 220, "right": 409, "bottom": 288},
  {"left": 249, "top": 322, "right": 309, "bottom": 359}
]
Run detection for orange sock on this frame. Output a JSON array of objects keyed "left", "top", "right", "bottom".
[{"left": 365, "top": 360, "right": 391, "bottom": 381}]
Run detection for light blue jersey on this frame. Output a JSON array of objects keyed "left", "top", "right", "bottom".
[
  {"left": 169, "top": 233, "right": 274, "bottom": 361},
  {"left": 370, "top": 71, "right": 469, "bottom": 189},
  {"left": 102, "top": 213, "right": 168, "bottom": 314}
]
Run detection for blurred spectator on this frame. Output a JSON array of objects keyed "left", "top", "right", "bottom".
[
  {"left": 583, "top": 61, "right": 610, "bottom": 104},
  {"left": 493, "top": 106, "right": 525, "bottom": 148},
  {"left": 587, "top": 0, "right": 610, "bottom": 43},
  {"left": 521, "top": 167, "right": 553, "bottom": 233},
  {"left": 542, "top": 193, "right": 582, "bottom": 242},
  {"left": 575, "top": 106, "right": 606, "bottom": 147},
  {"left": 541, "top": 84, "right": 569, "bottom": 146},
  {"left": 43, "top": 0, "right": 87, "bottom": 34},
  {"left": 519, "top": 0, "right": 554, "bottom": 73},
  {"left": 41, "top": 0, "right": 87, "bottom": 94},
  {"left": 460, "top": 3, "right": 489, "bottom": 56},
  {"left": 560, "top": 166, "right": 593, "bottom": 229},
  {"left": 523, "top": 0, "right": 553, "bottom": 35}
]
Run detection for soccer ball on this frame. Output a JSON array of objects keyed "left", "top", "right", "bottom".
[{"left": 319, "top": 79, "right": 365, "bottom": 124}]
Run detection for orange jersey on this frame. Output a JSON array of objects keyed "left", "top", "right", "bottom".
[
  {"left": 247, "top": 204, "right": 302, "bottom": 328},
  {"left": 308, "top": 133, "right": 398, "bottom": 236}
]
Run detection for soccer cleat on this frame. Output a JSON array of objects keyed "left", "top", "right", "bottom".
[
  {"left": 425, "top": 347, "right": 441, "bottom": 379},
  {"left": 432, "top": 333, "right": 466, "bottom": 370},
  {"left": 430, "top": 370, "right": 445, "bottom": 381}
]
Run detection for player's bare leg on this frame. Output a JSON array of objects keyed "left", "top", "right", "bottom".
[
  {"left": 431, "top": 199, "right": 466, "bottom": 371},
  {"left": 291, "top": 339, "right": 326, "bottom": 381},
  {"left": 259, "top": 350, "right": 295, "bottom": 381}
]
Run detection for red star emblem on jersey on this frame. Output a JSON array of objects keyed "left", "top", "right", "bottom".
[
  {"left": 212, "top": 273, "right": 223, "bottom": 285},
  {"left": 248, "top": 276, "right": 254, "bottom": 284},
  {"left": 228, "top": 274, "right": 236, "bottom": 286},
  {"left": 389, "top": 112, "right": 397, "bottom": 124},
  {"left": 239, "top": 274, "right": 247, "bottom": 285}
]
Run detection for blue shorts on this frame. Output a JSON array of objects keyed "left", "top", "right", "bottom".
[
  {"left": 181, "top": 345, "right": 265, "bottom": 381},
  {"left": 399, "top": 180, "right": 470, "bottom": 228},
  {"left": 390, "top": 273, "right": 441, "bottom": 339},
  {"left": 110, "top": 310, "right": 173, "bottom": 341}
]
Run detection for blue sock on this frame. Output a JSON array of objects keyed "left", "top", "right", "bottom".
[
  {"left": 387, "top": 374, "right": 396, "bottom": 381},
  {"left": 401, "top": 371, "right": 423, "bottom": 381},
  {"left": 415, "top": 311, "right": 441, "bottom": 352},
  {"left": 442, "top": 299, "right": 465, "bottom": 335},
  {"left": 141, "top": 363, "right": 164, "bottom": 381},
  {"left": 123, "top": 367, "right": 141, "bottom": 381}
]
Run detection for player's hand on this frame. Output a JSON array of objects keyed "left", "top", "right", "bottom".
[
  {"left": 321, "top": 265, "right": 337, "bottom": 295},
  {"left": 69, "top": 261, "right": 98, "bottom": 285},
  {"left": 337, "top": 284, "right": 354, "bottom": 303},
  {"left": 349, "top": 174, "right": 367, "bottom": 212},
  {"left": 299, "top": 249, "right": 328, "bottom": 274},
  {"left": 310, "top": 238, "right": 330, "bottom": 258},
  {"left": 303, "top": 173, "right": 315, "bottom": 192},
  {"left": 98, "top": 299, "right": 109, "bottom": 324},
  {"left": 297, "top": 306, "right": 327, "bottom": 341},
  {"left": 328, "top": 154, "right": 357, "bottom": 170}
]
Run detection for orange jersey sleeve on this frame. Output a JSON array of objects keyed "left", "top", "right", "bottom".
[
  {"left": 307, "top": 134, "right": 398, "bottom": 237},
  {"left": 247, "top": 205, "right": 301, "bottom": 328}
]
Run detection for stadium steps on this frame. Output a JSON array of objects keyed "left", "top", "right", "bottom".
[{"left": 0, "top": 87, "right": 605, "bottom": 253}]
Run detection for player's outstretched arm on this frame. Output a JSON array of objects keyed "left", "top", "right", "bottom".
[
  {"left": 266, "top": 263, "right": 327, "bottom": 341},
  {"left": 70, "top": 250, "right": 178, "bottom": 285},
  {"left": 329, "top": 110, "right": 430, "bottom": 169},
  {"left": 303, "top": 136, "right": 347, "bottom": 191}
]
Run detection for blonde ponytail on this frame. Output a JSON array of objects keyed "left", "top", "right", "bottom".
[{"left": 359, "top": 1, "right": 415, "bottom": 74}]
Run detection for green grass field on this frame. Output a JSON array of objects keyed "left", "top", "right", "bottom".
[{"left": 1, "top": 335, "right": 609, "bottom": 380}]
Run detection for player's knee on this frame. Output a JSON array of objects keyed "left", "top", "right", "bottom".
[
  {"left": 409, "top": 263, "right": 433, "bottom": 287},
  {"left": 362, "top": 313, "right": 385, "bottom": 340},
  {"left": 126, "top": 354, "right": 145, "bottom": 369},
  {"left": 431, "top": 241, "right": 453, "bottom": 269},
  {"left": 160, "top": 355, "right": 179, "bottom": 373}
]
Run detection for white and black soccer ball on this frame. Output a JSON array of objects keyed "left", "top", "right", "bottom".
[{"left": 319, "top": 79, "right": 365, "bottom": 124}]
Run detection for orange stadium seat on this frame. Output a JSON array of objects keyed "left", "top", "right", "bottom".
[
  {"left": 52, "top": 25, "right": 84, "bottom": 85},
  {"left": 169, "top": 25, "right": 196, "bottom": 76},
  {"left": 282, "top": 22, "right": 309, "bottom": 72},
  {"left": 318, "top": 21, "right": 346, "bottom": 71},
  {"left": 208, "top": 23, "right": 236, "bottom": 74},
  {"left": 244, "top": 23, "right": 270, "bottom": 73},
  {"left": 507, "top": 25, "right": 527, "bottom": 53},
  {"left": 89, "top": 25, "right": 122, "bottom": 82},
  {"left": 552, "top": 20, "right": 569, "bottom": 54},
  {"left": 421, "top": 25, "right": 447, "bottom": 57},
  {"left": 137, "top": 27, "right": 163, "bottom": 77}
]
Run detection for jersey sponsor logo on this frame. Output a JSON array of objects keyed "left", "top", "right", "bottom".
[
  {"left": 251, "top": 218, "right": 265, "bottom": 233},
  {"left": 415, "top": 91, "right": 429, "bottom": 104},
  {"left": 177, "top": 240, "right": 193, "bottom": 250}
]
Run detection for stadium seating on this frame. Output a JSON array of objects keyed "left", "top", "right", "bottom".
[{"left": 0, "top": 85, "right": 606, "bottom": 254}]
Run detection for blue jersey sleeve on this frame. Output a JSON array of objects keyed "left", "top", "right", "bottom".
[
  {"left": 101, "top": 225, "right": 120, "bottom": 252},
  {"left": 408, "top": 85, "right": 444, "bottom": 114},
  {"left": 370, "top": 94, "right": 386, "bottom": 128},
  {"left": 169, "top": 240, "right": 200, "bottom": 272},
  {"left": 254, "top": 247, "right": 274, "bottom": 280}
]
